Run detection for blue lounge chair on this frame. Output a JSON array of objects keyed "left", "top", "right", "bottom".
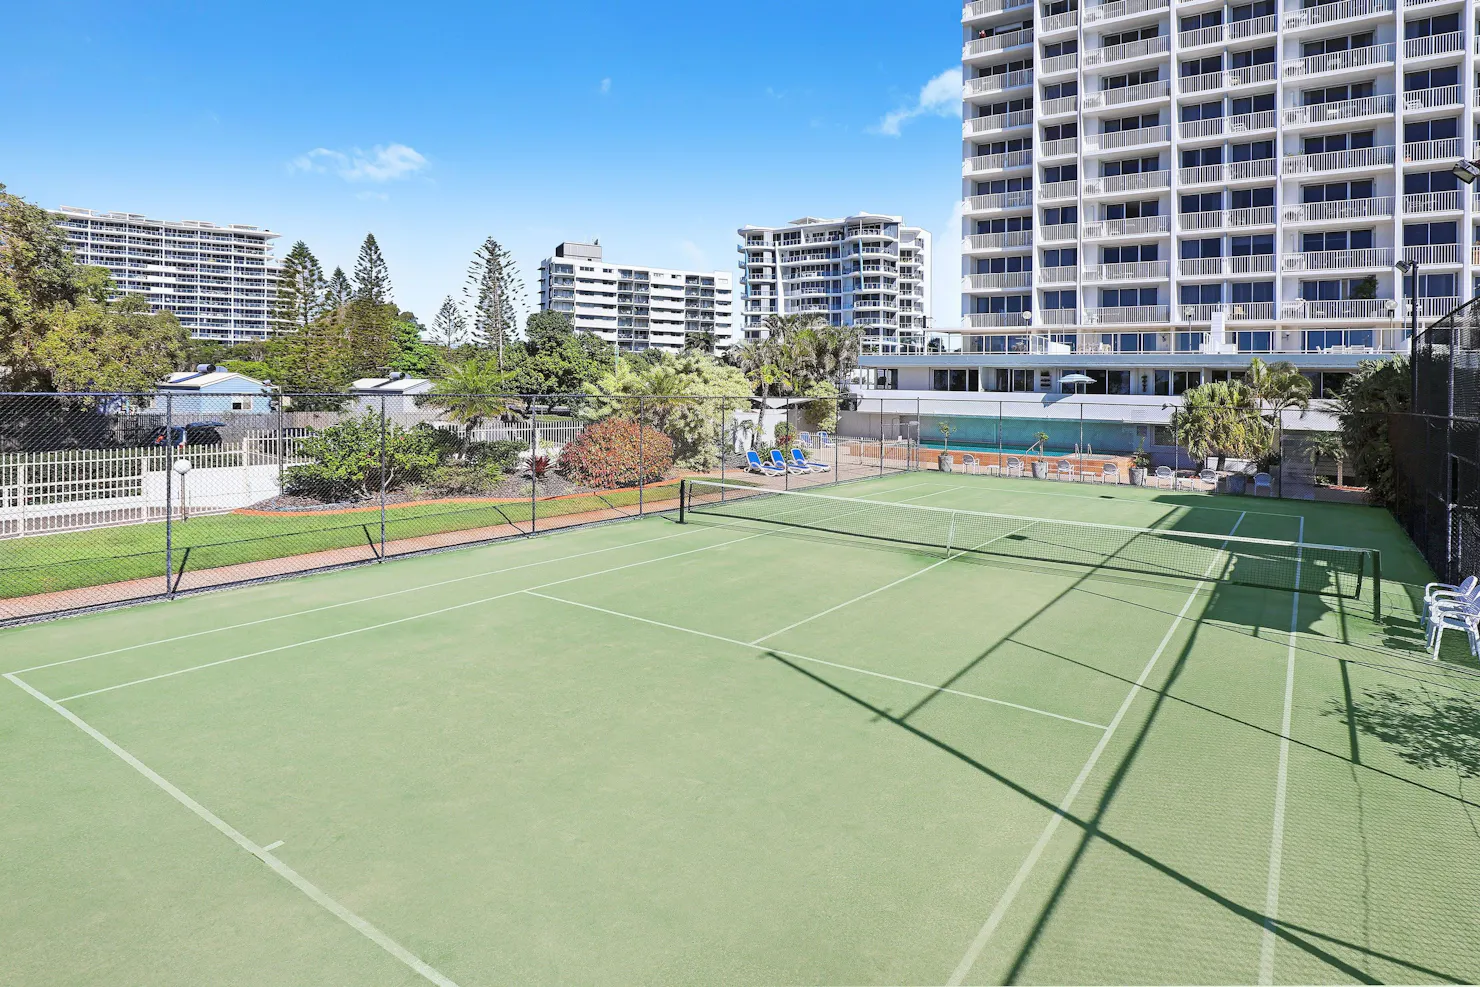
[
  {"left": 798, "top": 431, "right": 813, "bottom": 447},
  {"left": 817, "top": 431, "right": 832, "bottom": 447},
  {"left": 770, "top": 449, "right": 809, "bottom": 474},
  {"left": 790, "top": 448, "right": 830, "bottom": 472},
  {"left": 745, "top": 450, "right": 786, "bottom": 476}
]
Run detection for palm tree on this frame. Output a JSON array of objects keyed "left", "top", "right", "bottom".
[
  {"left": 1307, "top": 431, "right": 1348, "bottom": 487},
  {"left": 1171, "top": 380, "right": 1267, "bottom": 469},
  {"left": 427, "top": 356, "right": 520, "bottom": 451},
  {"left": 1244, "top": 358, "right": 1312, "bottom": 422}
]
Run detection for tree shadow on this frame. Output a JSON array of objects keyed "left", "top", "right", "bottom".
[{"left": 1329, "top": 686, "right": 1480, "bottom": 780}]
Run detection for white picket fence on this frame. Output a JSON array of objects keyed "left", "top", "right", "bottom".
[{"left": 455, "top": 418, "right": 585, "bottom": 452}]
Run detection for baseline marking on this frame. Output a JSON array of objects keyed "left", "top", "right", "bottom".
[
  {"left": 50, "top": 532, "right": 769, "bottom": 703},
  {"left": 3, "top": 672, "right": 461, "bottom": 987},
  {"left": 945, "top": 511, "right": 1247, "bottom": 986},
  {"left": 1258, "top": 514, "right": 1304, "bottom": 985},
  {"left": 263, "top": 840, "right": 285, "bottom": 852},
  {"left": 525, "top": 590, "right": 1107, "bottom": 731}
]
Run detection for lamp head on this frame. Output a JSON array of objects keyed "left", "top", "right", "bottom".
[
  {"left": 1452, "top": 160, "right": 1480, "bottom": 185},
  {"left": 1395, "top": 260, "right": 1415, "bottom": 275}
]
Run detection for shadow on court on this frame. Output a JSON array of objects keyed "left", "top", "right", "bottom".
[{"left": 1328, "top": 685, "right": 1480, "bottom": 781}]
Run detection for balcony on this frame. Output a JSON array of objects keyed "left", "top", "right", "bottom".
[
  {"left": 1405, "top": 30, "right": 1464, "bottom": 59},
  {"left": 964, "top": 149, "right": 1032, "bottom": 175},
  {"left": 1084, "top": 124, "right": 1171, "bottom": 151},
  {"left": 1041, "top": 95, "right": 1079, "bottom": 116},
  {"left": 1180, "top": 257, "right": 1226, "bottom": 277},
  {"left": 965, "top": 109, "right": 1033, "bottom": 135},
  {"left": 1178, "top": 159, "right": 1278, "bottom": 187},
  {"left": 1229, "top": 13, "right": 1279, "bottom": 40},
  {"left": 1042, "top": 52, "right": 1079, "bottom": 75},
  {"left": 966, "top": 272, "right": 1033, "bottom": 290},
  {"left": 1040, "top": 222, "right": 1079, "bottom": 241},
  {"left": 966, "top": 70, "right": 1034, "bottom": 97},
  {"left": 1084, "top": 170, "right": 1171, "bottom": 195},
  {"left": 964, "top": 231, "right": 1033, "bottom": 251},
  {"left": 967, "top": 191, "right": 1034, "bottom": 212},
  {"left": 1230, "top": 254, "right": 1277, "bottom": 274},
  {"left": 1282, "top": 299, "right": 1396, "bottom": 320},
  {"left": 1403, "top": 243, "right": 1461, "bottom": 265},
  {"left": 1085, "top": 0, "right": 1169, "bottom": 23},
  {"left": 1402, "top": 86, "right": 1462, "bottom": 111},
  {"left": 1084, "top": 216, "right": 1171, "bottom": 237},
  {"left": 1281, "top": 247, "right": 1394, "bottom": 270},
  {"left": 1227, "top": 62, "right": 1279, "bottom": 88},
  {"left": 1283, "top": 196, "right": 1394, "bottom": 222},
  {"left": 1282, "top": 145, "right": 1395, "bottom": 174},
  {"left": 1417, "top": 296, "right": 1463, "bottom": 319},
  {"left": 1040, "top": 136, "right": 1079, "bottom": 157},
  {"left": 1043, "top": 9, "right": 1079, "bottom": 32},
  {"left": 1284, "top": 43, "right": 1394, "bottom": 78},
  {"left": 1180, "top": 70, "right": 1225, "bottom": 95},
  {"left": 1084, "top": 80, "right": 1170, "bottom": 109},
  {"left": 1085, "top": 34, "right": 1170, "bottom": 67},
  {"left": 1040, "top": 179, "right": 1079, "bottom": 201},
  {"left": 1041, "top": 265, "right": 1077, "bottom": 283},
  {"left": 1402, "top": 190, "right": 1460, "bottom": 213},
  {"left": 1178, "top": 110, "right": 1277, "bottom": 142},
  {"left": 1403, "top": 137, "right": 1462, "bottom": 162},
  {"left": 963, "top": 0, "right": 1032, "bottom": 18},
  {"left": 1086, "top": 305, "right": 1171, "bottom": 324},
  {"left": 1178, "top": 22, "right": 1227, "bottom": 48},
  {"left": 967, "top": 312, "right": 1036, "bottom": 328},
  {"left": 964, "top": 28, "right": 1034, "bottom": 58},
  {"left": 1084, "top": 261, "right": 1171, "bottom": 281},
  {"left": 1282, "top": 0, "right": 1394, "bottom": 31},
  {"left": 1282, "top": 94, "right": 1394, "bottom": 126}
]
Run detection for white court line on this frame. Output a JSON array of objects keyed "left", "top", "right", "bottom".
[
  {"left": 3, "top": 672, "right": 461, "bottom": 987},
  {"left": 524, "top": 590, "right": 1107, "bottom": 731},
  {"left": 1258, "top": 515, "right": 1304, "bottom": 985},
  {"left": 263, "top": 840, "right": 284, "bottom": 852},
  {"left": 945, "top": 510, "right": 1247, "bottom": 986},
  {"left": 50, "top": 532, "right": 769, "bottom": 704},
  {"left": 749, "top": 521, "right": 1040, "bottom": 646},
  {"left": 11, "top": 478, "right": 938, "bottom": 678}
]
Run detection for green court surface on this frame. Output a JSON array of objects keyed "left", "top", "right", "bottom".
[{"left": 3, "top": 471, "right": 1479, "bottom": 986}]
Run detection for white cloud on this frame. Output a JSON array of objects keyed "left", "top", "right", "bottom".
[
  {"left": 600, "top": 78, "right": 612, "bottom": 95},
  {"left": 678, "top": 239, "right": 707, "bottom": 269},
  {"left": 872, "top": 68, "right": 961, "bottom": 136},
  {"left": 289, "top": 143, "right": 429, "bottom": 182}
]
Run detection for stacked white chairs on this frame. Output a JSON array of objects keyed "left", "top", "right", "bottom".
[{"left": 1424, "top": 576, "right": 1480, "bottom": 660}]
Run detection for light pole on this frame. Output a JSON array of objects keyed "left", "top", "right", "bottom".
[{"left": 1395, "top": 259, "right": 1419, "bottom": 404}]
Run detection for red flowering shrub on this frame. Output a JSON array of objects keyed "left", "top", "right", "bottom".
[{"left": 562, "top": 417, "right": 674, "bottom": 489}]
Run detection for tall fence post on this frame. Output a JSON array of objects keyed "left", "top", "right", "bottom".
[
  {"left": 719, "top": 397, "right": 726, "bottom": 487},
  {"left": 833, "top": 397, "right": 840, "bottom": 483},
  {"left": 637, "top": 395, "right": 645, "bottom": 516},
  {"left": 378, "top": 393, "right": 388, "bottom": 560},
  {"left": 878, "top": 398, "right": 885, "bottom": 478},
  {"left": 531, "top": 394, "right": 539, "bottom": 535},
  {"left": 164, "top": 393, "right": 174, "bottom": 597}
]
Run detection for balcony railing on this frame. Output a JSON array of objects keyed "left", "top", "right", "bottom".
[
  {"left": 1179, "top": 117, "right": 1226, "bottom": 140},
  {"left": 1040, "top": 222, "right": 1078, "bottom": 241},
  {"left": 1401, "top": 190, "right": 1460, "bottom": 213},
  {"left": 1085, "top": 124, "right": 1171, "bottom": 151},
  {"left": 1230, "top": 206, "right": 1277, "bottom": 227},
  {"left": 1040, "top": 136, "right": 1079, "bottom": 157},
  {"left": 967, "top": 312, "right": 1036, "bottom": 328},
  {"left": 1041, "top": 95, "right": 1079, "bottom": 116},
  {"left": 966, "top": 272, "right": 1033, "bottom": 290},
  {"left": 1229, "top": 62, "right": 1279, "bottom": 87},
  {"left": 1086, "top": 80, "right": 1171, "bottom": 109},
  {"left": 966, "top": 70, "right": 1034, "bottom": 97},
  {"left": 1085, "top": 0, "right": 1169, "bottom": 23},
  {"left": 1042, "top": 53, "right": 1079, "bottom": 74},
  {"left": 1085, "top": 216, "right": 1171, "bottom": 237},
  {"left": 1179, "top": 164, "right": 1225, "bottom": 187},
  {"left": 1180, "top": 69, "right": 1225, "bottom": 94},
  {"left": 1086, "top": 305, "right": 1171, "bottom": 324},
  {"left": 1281, "top": 247, "right": 1394, "bottom": 270},
  {"left": 1084, "top": 261, "right": 1171, "bottom": 281},
  {"left": 1417, "top": 296, "right": 1463, "bottom": 318},
  {"left": 1282, "top": 144, "right": 1395, "bottom": 173},
  {"left": 1282, "top": 299, "right": 1396, "bottom": 320},
  {"left": 964, "top": 149, "right": 1032, "bottom": 174},
  {"left": 1229, "top": 158, "right": 1278, "bottom": 181},
  {"left": 1283, "top": 196, "right": 1394, "bottom": 222},
  {"left": 1229, "top": 13, "right": 1279, "bottom": 40},
  {"left": 1403, "top": 85, "right": 1462, "bottom": 110},
  {"left": 966, "top": 110, "right": 1034, "bottom": 134},
  {"left": 1403, "top": 137, "right": 1462, "bottom": 162},
  {"left": 1180, "top": 257, "right": 1225, "bottom": 277},
  {"left": 1231, "top": 254, "right": 1277, "bottom": 274},
  {"left": 1179, "top": 23, "right": 1226, "bottom": 48},
  {"left": 1405, "top": 30, "right": 1463, "bottom": 59},
  {"left": 1282, "top": 0, "right": 1394, "bottom": 30},
  {"left": 967, "top": 191, "right": 1034, "bottom": 211},
  {"left": 1284, "top": 43, "right": 1394, "bottom": 77},
  {"left": 1086, "top": 170, "right": 1171, "bottom": 194},
  {"left": 1043, "top": 9, "right": 1079, "bottom": 31},
  {"left": 965, "top": 231, "right": 1033, "bottom": 250},
  {"left": 868, "top": 323, "right": 1412, "bottom": 358},
  {"left": 963, "top": 0, "right": 1032, "bottom": 17},
  {"left": 1282, "top": 93, "right": 1394, "bottom": 126},
  {"left": 1040, "top": 179, "right": 1079, "bottom": 200},
  {"left": 1041, "top": 265, "right": 1077, "bottom": 283},
  {"left": 965, "top": 28, "right": 1034, "bottom": 58},
  {"left": 1086, "top": 34, "right": 1170, "bottom": 66},
  {"left": 1403, "top": 243, "right": 1461, "bottom": 264}
]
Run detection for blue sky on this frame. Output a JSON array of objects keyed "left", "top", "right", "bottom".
[{"left": 2, "top": 1, "right": 964, "bottom": 328}]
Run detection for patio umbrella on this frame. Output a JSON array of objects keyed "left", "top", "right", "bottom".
[{"left": 1059, "top": 374, "right": 1095, "bottom": 465}]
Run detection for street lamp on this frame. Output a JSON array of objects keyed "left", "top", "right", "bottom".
[
  {"left": 1395, "top": 258, "right": 1419, "bottom": 399},
  {"left": 1451, "top": 159, "right": 1480, "bottom": 185}
]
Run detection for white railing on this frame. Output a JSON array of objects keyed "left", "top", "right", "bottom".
[
  {"left": 1417, "top": 296, "right": 1464, "bottom": 318},
  {"left": 1040, "top": 136, "right": 1079, "bottom": 157},
  {"left": 1230, "top": 254, "right": 1276, "bottom": 274},
  {"left": 1090, "top": 80, "right": 1171, "bottom": 108},
  {"left": 1229, "top": 206, "right": 1276, "bottom": 227},
  {"left": 1179, "top": 164, "right": 1226, "bottom": 186},
  {"left": 1179, "top": 210, "right": 1225, "bottom": 230},
  {"left": 1402, "top": 191, "right": 1459, "bottom": 213},
  {"left": 1282, "top": 0, "right": 1393, "bottom": 30},
  {"left": 963, "top": 0, "right": 1032, "bottom": 18},
  {"left": 1087, "top": 305, "right": 1171, "bottom": 324},
  {"left": 1405, "top": 31, "right": 1463, "bottom": 59},
  {"left": 1282, "top": 145, "right": 1395, "bottom": 173},
  {"left": 1043, "top": 9, "right": 1080, "bottom": 32},
  {"left": 1228, "top": 62, "right": 1278, "bottom": 86},
  {"left": 967, "top": 312, "right": 1035, "bottom": 328},
  {"left": 1086, "top": 124, "right": 1171, "bottom": 150},
  {"left": 1042, "top": 53, "right": 1079, "bottom": 74},
  {"left": 964, "top": 231, "right": 1033, "bottom": 250},
  {"left": 1179, "top": 117, "right": 1225, "bottom": 140},
  {"left": 1085, "top": 215, "right": 1171, "bottom": 236},
  {"left": 966, "top": 70, "right": 1034, "bottom": 96},
  {"left": 1086, "top": 0, "right": 1169, "bottom": 22},
  {"left": 1087, "top": 34, "right": 1170, "bottom": 65},
  {"left": 1229, "top": 157, "right": 1278, "bottom": 180},
  {"left": 1179, "top": 24, "right": 1225, "bottom": 48},
  {"left": 1041, "top": 95, "right": 1079, "bottom": 116},
  {"left": 1180, "top": 70, "right": 1224, "bottom": 94},
  {"left": 1041, "top": 265, "right": 1078, "bottom": 283},
  {"left": 1285, "top": 43, "right": 1394, "bottom": 77},
  {"left": 1229, "top": 110, "right": 1278, "bottom": 134},
  {"left": 1090, "top": 170, "right": 1171, "bottom": 194},
  {"left": 964, "top": 28, "right": 1034, "bottom": 57},
  {"left": 1282, "top": 247, "right": 1394, "bottom": 270},
  {"left": 1285, "top": 196, "right": 1394, "bottom": 222},
  {"left": 1180, "top": 257, "right": 1225, "bottom": 277},
  {"left": 1086, "top": 261, "right": 1171, "bottom": 281},
  {"left": 964, "top": 149, "right": 1033, "bottom": 173},
  {"left": 1040, "top": 222, "right": 1078, "bottom": 241},
  {"left": 966, "top": 272, "right": 1033, "bottom": 290},
  {"left": 1283, "top": 299, "right": 1396, "bottom": 320},
  {"left": 1040, "top": 179, "right": 1079, "bottom": 200},
  {"left": 1403, "top": 137, "right": 1462, "bottom": 161},
  {"left": 1230, "top": 13, "right": 1278, "bottom": 39},
  {"left": 1403, "top": 243, "right": 1461, "bottom": 264},
  {"left": 1282, "top": 93, "right": 1394, "bottom": 125},
  {"left": 1227, "top": 302, "right": 1278, "bottom": 321},
  {"left": 1403, "top": 86, "right": 1462, "bottom": 110},
  {"left": 966, "top": 110, "right": 1034, "bottom": 134},
  {"left": 1178, "top": 304, "right": 1227, "bottom": 323},
  {"left": 967, "top": 191, "right": 1034, "bottom": 211}
]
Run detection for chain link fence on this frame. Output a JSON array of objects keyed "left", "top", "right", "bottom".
[{"left": 0, "top": 391, "right": 915, "bottom": 625}]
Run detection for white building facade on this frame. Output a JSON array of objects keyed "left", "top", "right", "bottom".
[
  {"left": 537, "top": 242, "right": 736, "bottom": 353},
  {"left": 54, "top": 206, "right": 279, "bottom": 343},
  {"left": 738, "top": 215, "right": 932, "bottom": 348},
  {"left": 948, "top": 0, "right": 1449, "bottom": 396}
]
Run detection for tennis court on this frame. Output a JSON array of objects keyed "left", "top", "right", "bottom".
[{"left": 3, "top": 470, "right": 1479, "bottom": 985}]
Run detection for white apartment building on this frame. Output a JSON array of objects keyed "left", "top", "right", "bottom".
[
  {"left": 54, "top": 206, "right": 279, "bottom": 343},
  {"left": 537, "top": 242, "right": 736, "bottom": 353},
  {"left": 738, "top": 216, "right": 933, "bottom": 348}
]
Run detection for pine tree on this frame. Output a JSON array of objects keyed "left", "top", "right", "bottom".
[
  {"left": 353, "top": 233, "right": 393, "bottom": 305},
  {"left": 273, "top": 241, "right": 328, "bottom": 332},
  {"left": 464, "top": 238, "right": 524, "bottom": 371},
  {"left": 326, "top": 266, "right": 353, "bottom": 312},
  {"left": 433, "top": 296, "right": 468, "bottom": 349}
]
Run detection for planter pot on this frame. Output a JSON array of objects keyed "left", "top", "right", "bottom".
[
  {"left": 938, "top": 452, "right": 953, "bottom": 472},
  {"left": 1130, "top": 467, "right": 1148, "bottom": 487},
  {"left": 1031, "top": 460, "right": 1049, "bottom": 480}
]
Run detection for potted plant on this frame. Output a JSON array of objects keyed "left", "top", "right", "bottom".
[
  {"left": 1029, "top": 431, "right": 1051, "bottom": 479},
  {"left": 1130, "top": 446, "right": 1152, "bottom": 486},
  {"left": 938, "top": 421, "right": 954, "bottom": 471}
]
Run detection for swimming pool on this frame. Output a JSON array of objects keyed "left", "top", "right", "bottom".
[{"left": 918, "top": 439, "right": 1075, "bottom": 458}]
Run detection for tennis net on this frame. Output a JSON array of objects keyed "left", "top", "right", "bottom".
[{"left": 681, "top": 480, "right": 1381, "bottom": 619}]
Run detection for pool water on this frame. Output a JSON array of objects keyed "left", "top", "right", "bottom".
[{"left": 918, "top": 440, "right": 1074, "bottom": 458}]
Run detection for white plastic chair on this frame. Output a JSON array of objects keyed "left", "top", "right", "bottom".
[
  {"left": 1006, "top": 456, "right": 1024, "bottom": 478},
  {"left": 1253, "top": 472, "right": 1274, "bottom": 496},
  {"left": 1102, "top": 462, "right": 1120, "bottom": 484},
  {"left": 962, "top": 454, "right": 979, "bottom": 474},
  {"left": 1199, "top": 468, "right": 1217, "bottom": 489},
  {"left": 1154, "top": 466, "right": 1174, "bottom": 489},
  {"left": 1427, "top": 604, "right": 1480, "bottom": 661},
  {"left": 1426, "top": 576, "right": 1477, "bottom": 607},
  {"left": 1057, "top": 460, "right": 1077, "bottom": 481},
  {"left": 1424, "top": 578, "right": 1480, "bottom": 633}
]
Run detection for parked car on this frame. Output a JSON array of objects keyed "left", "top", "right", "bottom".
[{"left": 139, "top": 422, "right": 225, "bottom": 448}]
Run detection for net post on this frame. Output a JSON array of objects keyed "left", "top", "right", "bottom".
[
  {"left": 945, "top": 511, "right": 957, "bottom": 558},
  {"left": 164, "top": 392, "right": 174, "bottom": 598},
  {"left": 678, "top": 479, "right": 688, "bottom": 524},
  {"left": 378, "top": 393, "right": 388, "bottom": 561},
  {"left": 1371, "top": 550, "right": 1382, "bottom": 622}
]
